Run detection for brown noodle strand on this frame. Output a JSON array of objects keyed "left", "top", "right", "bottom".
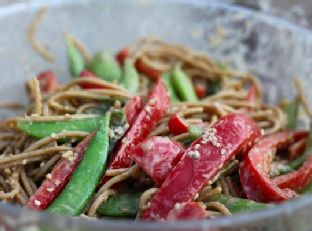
[{"left": 27, "top": 7, "right": 55, "bottom": 62}]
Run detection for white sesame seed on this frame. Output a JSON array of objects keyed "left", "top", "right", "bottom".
[
  {"left": 22, "top": 159, "right": 27, "bottom": 165},
  {"left": 145, "top": 106, "right": 152, "bottom": 115},
  {"left": 55, "top": 180, "right": 61, "bottom": 186},
  {"left": 221, "top": 149, "right": 227, "bottom": 155},
  {"left": 46, "top": 173, "right": 52, "bottom": 180},
  {"left": 40, "top": 162, "right": 45, "bottom": 167},
  {"left": 47, "top": 188, "right": 54, "bottom": 192},
  {"left": 149, "top": 98, "right": 157, "bottom": 106},
  {"left": 109, "top": 129, "right": 115, "bottom": 138},
  {"left": 174, "top": 203, "right": 183, "bottom": 210},
  {"left": 261, "top": 129, "right": 265, "bottom": 135},
  {"left": 194, "top": 144, "right": 200, "bottom": 150},
  {"left": 34, "top": 200, "right": 41, "bottom": 206}
]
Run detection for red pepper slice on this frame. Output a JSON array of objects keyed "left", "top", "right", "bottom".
[
  {"left": 132, "top": 136, "right": 185, "bottom": 186},
  {"left": 194, "top": 82, "right": 207, "bottom": 99},
  {"left": 246, "top": 84, "right": 258, "bottom": 103},
  {"left": 288, "top": 138, "right": 306, "bottom": 160},
  {"left": 37, "top": 70, "right": 59, "bottom": 93},
  {"left": 135, "top": 58, "right": 162, "bottom": 80},
  {"left": 142, "top": 113, "right": 261, "bottom": 220},
  {"left": 116, "top": 47, "right": 130, "bottom": 66},
  {"left": 79, "top": 70, "right": 105, "bottom": 89},
  {"left": 273, "top": 156, "right": 312, "bottom": 191},
  {"left": 98, "top": 80, "right": 170, "bottom": 187},
  {"left": 124, "top": 96, "right": 144, "bottom": 125},
  {"left": 166, "top": 202, "right": 207, "bottom": 221},
  {"left": 168, "top": 114, "right": 188, "bottom": 136},
  {"left": 239, "top": 131, "right": 308, "bottom": 203},
  {"left": 25, "top": 132, "right": 95, "bottom": 211}
]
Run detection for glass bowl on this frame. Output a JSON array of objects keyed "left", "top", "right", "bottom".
[{"left": 0, "top": 0, "right": 312, "bottom": 230}]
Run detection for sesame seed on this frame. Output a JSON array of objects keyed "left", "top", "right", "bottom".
[
  {"left": 221, "top": 149, "right": 227, "bottom": 155},
  {"left": 261, "top": 129, "right": 265, "bottom": 135},
  {"left": 46, "top": 173, "right": 52, "bottom": 180},
  {"left": 40, "top": 162, "right": 45, "bottom": 167},
  {"left": 22, "top": 159, "right": 27, "bottom": 165},
  {"left": 145, "top": 106, "right": 152, "bottom": 115},
  {"left": 109, "top": 129, "right": 115, "bottom": 138},
  {"left": 51, "top": 133, "right": 56, "bottom": 139},
  {"left": 47, "top": 188, "right": 54, "bottom": 192},
  {"left": 149, "top": 98, "right": 157, "bottom": 106},
  {"left": 34, "top": 200, "right": 41, "bottom": 206},
  {"left": 174, "top": 203, "right": 183, "bottom": 210},
  {"left": 194, "top": 144, "right": 200, "bottom": 150},
  {"left": 62, "top": 150, "right": 74, "bottom": 160},
  {"left": 55, "top": 180, "right": 61, "bottom": 186},
  {"left": 4, "top": 168, "right": 11, "bottom": 174},
  {"left": 188, "top": 150, "right": 200, "bottom": 160}
]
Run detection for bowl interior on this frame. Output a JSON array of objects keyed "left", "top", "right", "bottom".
[{"left": 0, "top": 1, "right": 312, "bottom": 230}]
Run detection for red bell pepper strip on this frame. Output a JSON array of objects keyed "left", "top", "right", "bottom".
[
  {"left": 288, "top": 138, "right": 307, "bottom": 160},
  {"left": 239, "top": 131, "right": 308, "bottom": 203},
  {"left": 78, "top": 70, "right": 105, "bottom": 89},
  {"left": 132, "top": 136, "right": 185, "bottom": 186},
  {"left": 168, "top": 114, "right": 188, "bottom": 136},
  {"left": 194, "top": 82, "right": 207, "bottom": 99},
  {"left": 25, "top": 132, "right": 95, "bottom": 211},
  {"left": 246, "top": 84, "right": 258, "bottom": 103},
  {"left": 273, "top": 156, "right": 312, "bottom": 191},
  {"left": 142, "top": 113, "right": 261, "bottom": 220},
  {"left": 166, "top": 202, "right": 207, "bottom": 221},
  {"left": 37, "top": 70, "right": 59, "bottom": 93},
  {"left": 99, "top": 80, "right": 170, "bottom": 187},
  {"left": 124, "top": 96, "right": 144, "bottom": 125},
  {"left": 116, "top": 47, "right": 130, "bottom": 66},
  {"left": 135, "top": 58, "right": 162, "bottom": 80}
]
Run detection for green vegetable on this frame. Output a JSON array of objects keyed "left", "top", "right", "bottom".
[
  {"left": 17, "top": 116, "right": 103, "bottom": 139},
  {"left": 97, "top": 192, "right": 141, "bottom": 217},
  {"left": 83, "top": 99, "right": 126, "bottom": 115},
  {"left": 289, "top": 123, "right": 312, "bottom": 169},
  {"left": 283, "top": 96, "right": 299, "bottom": 130},
  {"left": 188, "top": 125, "right": 204, "bottom": 140},
  {"left": 182, "top": 125, "right": 205, "bottom": 146},
  {"left": 207, "top": 79, "right": 221, "bottom": 96},
  {"left": 65, "top": 34, "right": 85, "bottom": 77},
  {"left": 217, "top": 61, "right": 228, "bottom": 71},
  {"left": 48, "top": 113, "right": 111, "bottom": 216},
  {"left": 162, "top": 72, "right": 180, "bottom": 102},
  {"left": 121, "top": 59, "right": 139, "bottom": 93},
  {"left": 300, "top": 180, "right": 312, "bottom": 194},
  {"left": 108, "top": 109, "right": 128, "bottom": 154},
  {"left": 89, "top": 51, "right": 122, "bottom": 82},
  {"left": 170, "top": 65, "right": 198, "bottom": 102},
  {"left": 269, "top": 163, "right": 294, "bottom": 177},
  {"left": 214, "top": 195, "right": 269, "bottom": 213}
]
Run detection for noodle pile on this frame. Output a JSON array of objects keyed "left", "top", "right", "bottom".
[{"left": 0, "top": 37, "right": 290, "bottom": 218}]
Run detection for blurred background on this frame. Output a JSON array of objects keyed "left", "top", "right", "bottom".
[{"left": 1, "top": 0, "right": 312, "bottom": 29}]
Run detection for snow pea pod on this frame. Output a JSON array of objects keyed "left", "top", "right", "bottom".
[
  {"left": 121, "top": 59, "right": 139, "bottom": 93},
  {"left": 162, "top": 72, "right": 180, "bottom": 102},
  {"left": 17, "top": 116, "right": 103, "bottom": 139},
  {"left": 47, "top": 113, "right": 110, "bottom": 216},
  {"left": 65, "top": 34, "right": 85, "bottom": 77},
  {"left": 97, "top": 192, "right": 141, "bottom": 217},
  {"left": 170, "top": 65, "right": 198, "bottom": 102},
  {"left": 89, "top": 51, "right": 122, "bottom": 82},
  {"left": 284, "top": 96, "right": 299, "bottom": 130},
  {"left": 214, "top": 195, "right": 269, "bottom": 213}
]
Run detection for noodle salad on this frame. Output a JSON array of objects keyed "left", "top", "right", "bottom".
[{"left": 0, "top": 35, "right": 311, "bottom": 222}]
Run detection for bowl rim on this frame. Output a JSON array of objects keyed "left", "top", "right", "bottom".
[{"left": 1, "top": 0, "right": 312, "bottom": 229}]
